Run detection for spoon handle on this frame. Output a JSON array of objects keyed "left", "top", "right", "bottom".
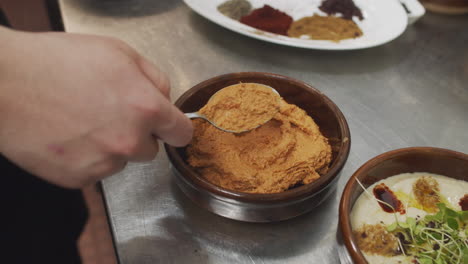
[
  {"left": 185, "top": 112, "right": 228, "bottom": 132},
  {"left": 185, "top": 112, "right": 205, "bottom": 119}
]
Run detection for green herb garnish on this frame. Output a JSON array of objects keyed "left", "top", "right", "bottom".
[{"left": 386, "top": 203, "right": 468, "bottom": 264}]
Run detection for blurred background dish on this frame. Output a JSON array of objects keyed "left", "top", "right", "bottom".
[
  {"left": 184, "top": 0, "right": 424, "bottom": 50},
  {"left": 419, "top": 0, "right": 468, "bottom": 14},
  {"left": 165, "top": 72, "right": 350, "bottom": 222}
]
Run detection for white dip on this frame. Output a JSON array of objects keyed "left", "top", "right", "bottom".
[{"left": 350, "top": 172, "right": 468, "bottom": 264}]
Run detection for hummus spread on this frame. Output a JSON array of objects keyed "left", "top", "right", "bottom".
[
  {"left": 187, "top": 83, "right": 332, "bottom": 194},
  {"left": 201, "top": 83, "right": 279, "bottom": 132},
  {"left": 351, "top": 173, "right": 468, "bottom": 264}
]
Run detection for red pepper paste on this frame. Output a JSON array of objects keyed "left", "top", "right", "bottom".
[
  {"left": 240, "top": 5, "right": 293, "bottom": 36},
  {"left": 459, "top": 194, "right": 468, "bottom": 211}
]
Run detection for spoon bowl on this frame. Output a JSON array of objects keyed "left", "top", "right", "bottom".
[{"left": 184, "top": 83, "right": 280, "bottom": 133}]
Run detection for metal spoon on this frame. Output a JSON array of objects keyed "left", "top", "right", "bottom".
[{"left": 185, "top": 84, "right": 280, "bottom": 133}]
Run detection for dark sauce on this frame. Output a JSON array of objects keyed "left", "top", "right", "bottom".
[
  {"left": 319, "top": 0, "right": 364, "bottom": 20},
  {"left": 373, "top": 183, "right": 406, "bottom": 214},
  {"left": 459, "top": 194, "right": 468, "bottom": 211}
]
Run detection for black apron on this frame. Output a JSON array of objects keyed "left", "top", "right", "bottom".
[{"left": 0, "top": 155, "right": 88, "bottom": 264}]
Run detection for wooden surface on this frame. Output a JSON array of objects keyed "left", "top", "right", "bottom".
[
  {"left": 0, "top": 0, "right": 53, "bottom": 31},
  {"left": 79, "top": 185, "right": 118, "bottom": 264}
]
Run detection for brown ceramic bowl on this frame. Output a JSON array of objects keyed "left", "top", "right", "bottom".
[
  {"left": 164, "top": 72, "right": 350, "bottom": 222},
  {"left": 337, "top": 147, "right": 468, "bottom": 263}
]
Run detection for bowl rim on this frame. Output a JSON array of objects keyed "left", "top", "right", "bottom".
[
  {"left": 338, "top": 146, "right": 468, "bottom": 263},
  {"left": 165, "top": 71, "right": 351, "bottom": 203}
]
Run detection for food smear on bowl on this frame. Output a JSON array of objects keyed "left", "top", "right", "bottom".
[
  {"left": 217, "top": 0, "right": 252, "bottom": 20},
  {"left": 200, "top": 83, "right": 280, "bottom": 132},
  {"left": 351, "top": 173, "right": 468, "bottom": 264},
  {"left": 240, "top": 5, "right": 293, "bottom": 36},
  {"left": 186, "top": 83, "right": 332, "bottom": 194},
  {"left": 319, "top": 0, "right": 364, "bottom": 20},
  {"left": 287, "top": 15, "right": 363, "bottom": 42}
]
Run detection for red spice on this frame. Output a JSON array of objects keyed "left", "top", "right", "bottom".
[
  {"left": 459, "top": 194, "right": 468, "bottom": 211},
  {"left": 373, "top": 183, "right": 406, "bottom": 214},
  {"left": 240, "top": 5, "right": 293, "bottom": 36}
]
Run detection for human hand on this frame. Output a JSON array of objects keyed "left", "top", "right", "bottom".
[{"left": 0, "top": 27, "right": 193, "bottom": 188}]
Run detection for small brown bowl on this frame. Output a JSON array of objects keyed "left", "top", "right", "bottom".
[
  {"left": 165, "top": 72, "right": 350, "bottom": 222},
  {"left": 338, "top": 147, "right": 468, "bottom": 263}
]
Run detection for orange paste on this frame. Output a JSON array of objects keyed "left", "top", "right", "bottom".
[{"left": 187, "top": 83, "right": 332, "bottom": 194}]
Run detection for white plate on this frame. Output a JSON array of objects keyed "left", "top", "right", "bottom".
[{"left": 184, "top": 0, "right": 417, "bottom": 50}]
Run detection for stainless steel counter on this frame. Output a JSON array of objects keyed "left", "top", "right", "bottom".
[{"left": 59, "top": 1, "right": 468, "bottom": 263}]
